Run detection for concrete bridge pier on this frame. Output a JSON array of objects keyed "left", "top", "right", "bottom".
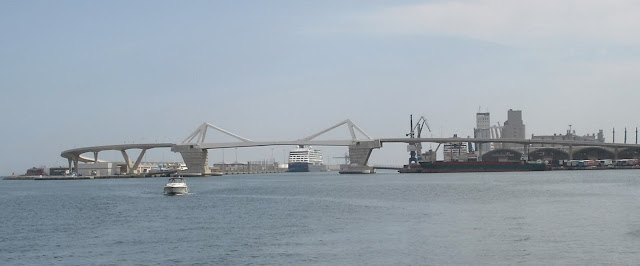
[
  {"left": 171, "top": 145, "right": 211, "bottom": 176},
  {"left": 67, "top": 157, "right": 77, "bottom": 173},
  {"left": 120, "top": 150, "right": 131, "bottom": 173},
  {"left": 340, "top": 140, "right": 382, "bottom": 174},
  {"left": 569, "top": 145, "right": 573, "bottom": 160},
  {"left": 120, "top": 149, "right": 148, "bottom": 174},
  {"left": 73, "top": 157, "right": 79, "bottom": 174}
]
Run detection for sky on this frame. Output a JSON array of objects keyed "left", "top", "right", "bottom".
[{"left": 2, "top": 0, "right": 640, "bottom": 175}]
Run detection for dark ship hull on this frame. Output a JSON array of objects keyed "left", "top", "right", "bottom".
[
  {"left": 287, "top": 163, "right": 327, "bottom": 172},
  {"left": 399, "top": 161, "right": 547, "bottom": 173}
]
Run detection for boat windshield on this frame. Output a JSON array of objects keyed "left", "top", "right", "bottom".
[{"left": 168, "top": 178, "right": 185, "bottom": 183}]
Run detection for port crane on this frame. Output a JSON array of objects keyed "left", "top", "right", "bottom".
[
  {"left": 334, "top": 152, "right": 350, "bottom": 165},
  {"left": 406, "top": 115, "right": 431, "bottom": 164}
]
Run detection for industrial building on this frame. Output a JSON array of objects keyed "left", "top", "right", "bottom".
[
  {"left": 501, "top": 109, "right": 526, "bottom": 151},
  {"left": 475, "top": 112, "right": 493, "bottom": 152},
  {"left": 531, "top": 129, "right": 605, "bottom": 149}
]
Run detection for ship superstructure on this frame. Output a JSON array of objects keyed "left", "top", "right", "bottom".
[
  {"left": 288, "top": 145, "right": 327, "bottom": 172},
  {"left": 443, "top": 142, "right": 469, "bottom": 162}
]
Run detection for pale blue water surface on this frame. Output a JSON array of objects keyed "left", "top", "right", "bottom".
[{"left": 2, "top": 170, "right": 640, "bottom": 265}]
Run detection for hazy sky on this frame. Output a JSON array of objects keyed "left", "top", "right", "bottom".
[{"left": 2, "top": 1, "right": 640, "bottom": 175}]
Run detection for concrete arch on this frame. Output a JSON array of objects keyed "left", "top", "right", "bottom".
[
  {"left": 482, "top": 149, "right": 522, "bottom": 162},
  {"left": 528, "top": 148, "right": 570, "bottom": 161},
  {"left": 618, "top": 148, "right": 640, "bottom": 159},
  {"left": 572, "top": 147, "right": 615, "bottom": 160}
]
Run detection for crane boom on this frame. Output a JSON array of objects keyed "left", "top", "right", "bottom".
[
  {"left": 407, "top": 115, "right": 432, "bottom": 164},
  {"left": 412, "top": 116, "right": 431, "bottom": 138}
]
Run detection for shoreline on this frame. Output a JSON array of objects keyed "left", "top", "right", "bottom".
[{"left": 3, "top": 171, "right": 287, "bottom": 180}]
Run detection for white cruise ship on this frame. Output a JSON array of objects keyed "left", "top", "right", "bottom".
[{"left": 287, "top": 145, "right": 327, "bottom": 172}]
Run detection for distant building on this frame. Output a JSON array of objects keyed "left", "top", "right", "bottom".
[
  {"left": 501, "top": 109, "right": 526, "bottom": 151},
  {"left": 213, "top": 161, "right": 281, "bottom": 173},
  {"left": 25, "top": 167, "right": 46, "bottom": 176},
  {"left": 77, "top": 162, "right": 115, "bottom": 176},
  {"left": 531, "top": 129, "right": 605, "bottom": 149},
  {"left": 49, "top": 167, "right": 69, "bottom": 176},
  {"left": 490, "top": 125, "right": 503, "bottom": 139},
  {"left": 502, "top": 109, "right": 526, "bottom": 139},
  {"left": 475, "top": 112, "right": 493, "bottom": 152}
]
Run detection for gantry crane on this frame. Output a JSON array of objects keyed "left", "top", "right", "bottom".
[{"left": 406, "top": 115, "right": 431, "bottom": 164}]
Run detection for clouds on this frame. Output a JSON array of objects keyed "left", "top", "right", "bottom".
[
  {"left": 338, "top": 0, "right": 640, "bottom": 46},
  {"left": 304, "top": 0, "right": 640, "bottom": 140},
  {"left": 3, "top": 1, "right": 640, "bottom": 175}
]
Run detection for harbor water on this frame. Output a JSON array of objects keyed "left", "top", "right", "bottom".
[{"left": 2, "top": 170, "right": 640, "bottom": 264}]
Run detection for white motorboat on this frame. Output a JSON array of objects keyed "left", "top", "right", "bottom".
[{"left": 164, "top": 177, "right": 189, "bottom": 195}]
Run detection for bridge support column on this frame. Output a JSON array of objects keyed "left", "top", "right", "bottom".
[
  {"left": 477, "top": 142, "right": 483, "bottom": 162},
  {"left": 340, "top": 140, "right": 382, "bottom": 174},
  {"left": 121, "top": 150, "right": 132, "bottom": 174},
  {"left": 68, "top": 158, "right": 72, "bottom": 173},
  {"left": 615, "top": 147, "right": 619, "bottom": 160},
  {"left": 131, "top": 149, "right": 148, "bottom": 173},
  {"left": 569, "top": 146, "right": 573, "bottom": 160},
  {"left": 73, "top": 158, "right": 79, "bottom": 174},
  {"left": 171, "top": 145, "right": 211, "bottom": 176},
  {"left": 120, "top": 149, "right": 149, "bottom": 174},
  {"left": 94, "top": 152, "right": 99, "bottom": 163}
]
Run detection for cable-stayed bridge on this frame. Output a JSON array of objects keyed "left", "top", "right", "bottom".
[{"left": 61, "top": 119, "right": 640, "bottom": 175}]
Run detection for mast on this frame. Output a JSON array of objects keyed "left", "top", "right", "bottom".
[{"left": 408, "top": 115, "right": 416, "bottom": 163}]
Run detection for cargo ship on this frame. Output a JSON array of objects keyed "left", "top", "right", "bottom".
[
  {"left": 399, "top": 160, "right": 547, "bottom": 173},
  {"left": 399, "top": 115, "right": 547, "bottom": 173},
  {"left": 399, "top": 133, "right": 546, "bottom": 173},
  {"left": 287, "top": 145, "right": 327, "bottom": 172}
]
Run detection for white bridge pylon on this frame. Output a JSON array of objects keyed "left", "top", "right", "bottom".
[
  {"left": 302, "top": 119, "right": 372, "bottom": 141},
  {"left": 182, "top": 123, "right": 252, "bottom": 144},
  {"left": 178, "top": 119, "right": 375, "bottom": 149}
]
